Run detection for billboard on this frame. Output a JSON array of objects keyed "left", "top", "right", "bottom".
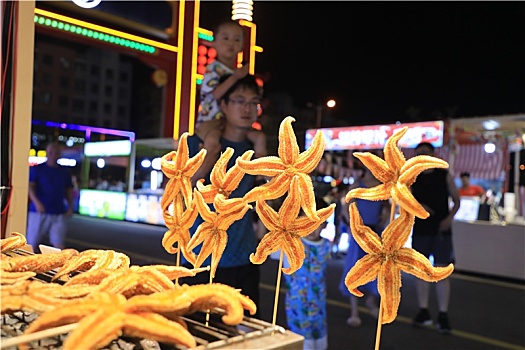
[{"left": 305, "top": 120, "right": 444, "bottom": 151}]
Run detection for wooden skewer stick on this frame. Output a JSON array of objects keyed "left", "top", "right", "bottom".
[
  {"left": 272, "top": 249, "right": 284, "bottom": 327},
  {"left": 374, "top": 200, "right": 397, "bottom": 350},
  {"left": 0, "top": 323, "right": 78, "bottom": 349}
]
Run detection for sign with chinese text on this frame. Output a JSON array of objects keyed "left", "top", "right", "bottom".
[{"left": 305, "top": 120, "right": 444, "bottom": 150}]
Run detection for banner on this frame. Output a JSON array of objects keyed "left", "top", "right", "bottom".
[{"left": 305, "top": 120, "right": 444, "bottom": 150}]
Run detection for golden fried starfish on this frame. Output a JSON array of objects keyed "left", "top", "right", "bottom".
[
  {"left": 196, "top": 147, "right": 253, "bottom": 203},
  {"left": 126, "top": 283, "right": 257, "bottom": 325},
  {"left": 0, "top": 232, "right": 26, "bottom": 252},
  {"left": 236, "top": 116, "right": 325, "bottom": 220},
  {"left": 19, "top": 292, "right": 197, "bottom": 350},
  {"left": 162, "top": 193, "right": 198, "bottom": 264},
  {"left": 346, "top": 127, "right": 448, "bottom": 219},
  {"left": 160, "top": 132, "right": 207, "bottom": 211},
  {"left": 3, "top": 249, "right": 79, "bottom": 273},
  {"left": 52, "top": 249, "right": 130, "bottom": 281},
  {"left": 250, "top": 177, "right": 335, "bottom": 274},
  {"left": 344, "top": 203, "right": 454, "bottom": 324},
  {"left": 187, "top": 190, "right": 252, "bottom": 277}
]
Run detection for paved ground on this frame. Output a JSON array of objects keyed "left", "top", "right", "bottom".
[{"left": 64, "top": 215, "right": 525, "bottom": 350}]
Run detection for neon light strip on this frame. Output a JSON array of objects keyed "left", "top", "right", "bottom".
[
  {"left": 188, "top": 0, "right": 200, "bottom": 135},
  {"left": 34, "top": 8, "right": 177, "bottom": 53},
  {"left": 32, "top": 120, "right": 135, "bottom": 141},
  {"left": 239, "top": 20, "right": 260, "bottom": 74},
  {"left": 34, "top": 14, "right": 155, "bottom": 54},
  {"left": 174, "top": 0, "right": 186, "bottom": 139},
  {"left": 197, "top": 27, "right": 213, "bottom": 41}
]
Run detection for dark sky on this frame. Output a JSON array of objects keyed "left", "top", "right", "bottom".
[{"left": 199, "top": 1, "right": 525, "bottom": 125}]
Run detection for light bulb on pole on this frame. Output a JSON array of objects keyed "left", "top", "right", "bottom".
[{"left": 308, "top": 99, "right": 336, "bottom": 128}]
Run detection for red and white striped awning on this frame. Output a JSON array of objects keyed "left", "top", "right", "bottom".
[{"left": 402, "top": 144, "right": 505, "bottom": 180}]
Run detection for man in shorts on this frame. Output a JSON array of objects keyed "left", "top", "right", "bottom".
[{"left": 410, "top": 142, "right": 460, "bottom": 334}]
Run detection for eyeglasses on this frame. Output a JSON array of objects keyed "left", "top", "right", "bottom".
[{"left": 227, "top": 99, "right": 260, "bottom": 109}]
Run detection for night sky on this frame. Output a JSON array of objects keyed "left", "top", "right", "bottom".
[{"left": 199, "top": 1, "right": 525, "bottom": 125}]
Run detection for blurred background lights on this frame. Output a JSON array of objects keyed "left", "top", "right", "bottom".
[
  {"left": 141, "top": 159, "right": 151, "bottom": 168},
  {"left": 326, "top": 99, "right": 336, "bottom": 108},
  {"left": 96, "top": 158, "right": 105, "bottom": 168},
  {"left": 484, "top": 142, "right": 496, "bottom": 154},
  {"left": 151, "top": 158, "right": 162, "bottom": 171}
]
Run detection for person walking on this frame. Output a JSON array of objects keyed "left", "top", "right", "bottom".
[
  {"left": 27, "top": 142, "right": 73, "bottom": 253},
  {"left": 411, "top": 142, "right": 460, "bottom": 334}
]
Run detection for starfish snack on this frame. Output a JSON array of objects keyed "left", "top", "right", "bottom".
[
  {"left": 236, "top": 116, "right": 325, "bottom": 220},
  {"left": 346, "top": 126, "right": 448, "bottom": 218},
  {"left": 161, "top": 193, "right": 198, "bottom": 263},
  {"left": 1, "top": 232, "right": 27, "bottom": 253},
  {"left": 344, "top": 203, "right": 454, "bottom": 323},
  {"left": 160, "top": 132, "right": 207, "bottom": 211},
  {"left": 250, "top": 177, "right": 335, "bottom": 274},
  {"left": 188, "top": 190, "right": 252, "bottom": 277},
  {"left": 52, "top": 249, "right": 130, "bottom": 281}
]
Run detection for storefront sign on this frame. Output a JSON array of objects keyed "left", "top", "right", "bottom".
[{"left": 305, "top": 120, "right": 444, "bottom": 151}]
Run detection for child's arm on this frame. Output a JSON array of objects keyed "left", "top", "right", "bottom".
[
  {"left": 195, "top": 118, "right": 223, "bottom": 141},
  {"left": 246, "top": 129, "right": 267, "bottom": 159},
  {"left": 210, "top": 65, "right": 249, "bottom": 101}
]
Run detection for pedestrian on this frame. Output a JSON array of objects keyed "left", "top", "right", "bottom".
[
  {"left": 180, "top": 74, "right": 266, "bottom": 318},
  {"left": 458, "top": 171, "right": 485, "bottom": 197},
  {"left": 27, "top": 142, "right": 74, "bottom": 253},
  {"left": 338, "top": 158, "right": 389, "bottom": 327},
  {"left": 284, "top": 196, "right": 332, "bottom": 350},
  {"left": 195, "top": 20, "right": 266, "bottom": 159},
  {"left": 410, "top": 142, "right": 460, "bottom": 334}
]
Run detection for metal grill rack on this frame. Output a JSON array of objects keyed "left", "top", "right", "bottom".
[{"left": 1, "top": 249, "right": 303, "bottom": 350}]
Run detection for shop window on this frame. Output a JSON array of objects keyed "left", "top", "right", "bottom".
[{"left": 60, "top": 77, "right": 69, "bottom": 89}]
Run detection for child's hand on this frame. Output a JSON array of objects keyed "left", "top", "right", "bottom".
[
  {"left": 247, "top": 130, "right": 267, "bottom": 158},
  {"left": 233, "top": 64, "right": 249, "bottom": 80}
]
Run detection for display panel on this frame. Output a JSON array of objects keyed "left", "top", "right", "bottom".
[
  {"left": 125, "top": 193, "right": 164, "bottom": 226},
  {"left": 78, "top": 189, "right": 127, "bottom": 220},
  {"left": 454, "top": 196, "right": 481, "bottom": 222}
]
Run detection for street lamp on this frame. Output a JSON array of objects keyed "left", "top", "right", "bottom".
[{"left": 307, "top": 100, "right": 336, "bottom": 128}]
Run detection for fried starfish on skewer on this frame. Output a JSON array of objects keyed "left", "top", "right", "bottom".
[
  {"left": 160, "top": 132, "right": 207, "bottom": 210},
  {"left": 187, "top": 190, "right": 251, "bottom": 277},
  {"left": 52, "top": 249, "right": 130, "bottom": 281},
  {"left": 236, "top": 116, "right": 325, "bottom": 220},
  {"left": 161, "top": 193, "right": 198, "bottom": 264},
  {"left": 1, "top": 232, "right": 26, "bottom": 252},
  {"left": 3, "top": 249, "right": 79, "bottom": 273},
  {"left": 19, "top": 292, "right": 197, "bottom": 350},
  {"left": 125, "top": 283, "right": 257, "bottom": 325},
  {"left": 196, "top": 147, "right": 253, "bottom": 203},
  {"left": 346, "top": 126, "right": 448, "bottom": 219},
  {"left": 344, "top": 203, "right": 454, "bottom": 324},
  {"left": 250, "top": 177, "right": 335, "bottom": 274}
]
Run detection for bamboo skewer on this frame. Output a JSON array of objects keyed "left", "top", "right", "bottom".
[
  {"left": 272, "top": 249, "right": 284, "bottom": 327},
  {"left": 0, "top": 323, "right": 77, "bottom": 349},
  {"left": 374, "top": 200, "right": 397, "bottom": 350}
]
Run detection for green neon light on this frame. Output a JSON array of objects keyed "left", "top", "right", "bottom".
[
  {"left": 196, "top": 78, "right": 202, "bottom": 85},
  {"left": 33, "top": 15, "right": 156, "bottom": 54},
  {"left": 198, "top": 32, "right": 213, "bottom": 42}
]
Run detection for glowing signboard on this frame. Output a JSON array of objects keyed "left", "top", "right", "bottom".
[{"left": 305, "top": 120, "right": 444, "bottom": 151}]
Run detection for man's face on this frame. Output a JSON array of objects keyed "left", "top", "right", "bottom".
[
  {"left": 213, "top": 23, "right": 244, "bottom": 62},
  {"left": 46, "top": 143, "right": 61, "bottom": 164},
  {"left": 461, "top": 176, "right": 470, "bottom": 187},
  {"left": 221, "top": 87, "right": 260, "bottom": 129}
]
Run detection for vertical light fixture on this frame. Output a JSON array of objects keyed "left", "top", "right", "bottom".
[{"left": 232, "top": 0, "right": 253, "bottom": 22}]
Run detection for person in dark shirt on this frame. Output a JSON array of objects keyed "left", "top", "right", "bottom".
[{"left": 410, "top": 142, "right": 460, "bottom": 334}]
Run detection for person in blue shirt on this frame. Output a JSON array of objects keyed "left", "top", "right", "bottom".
[
  {"left": 27, "top": 142, "right": 73, "bottom": 253},
  {"left": 179, "top": 74, "right": 266, "bottom": 318}
]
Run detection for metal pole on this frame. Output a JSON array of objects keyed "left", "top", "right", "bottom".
[{"left": 316, "top": 105, "right": 323, "bottom": 128}]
